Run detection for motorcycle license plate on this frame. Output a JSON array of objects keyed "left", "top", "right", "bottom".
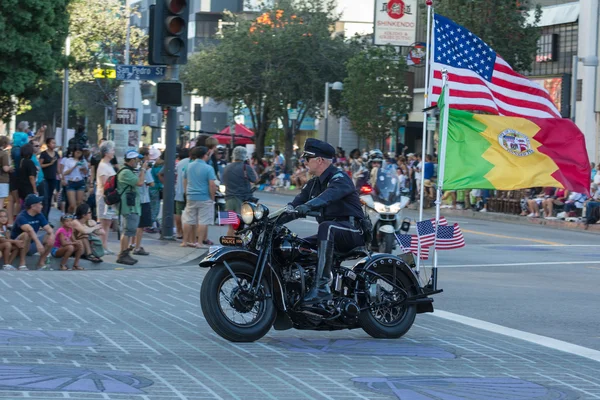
[{"left": 219, "top": 236, "right": 243, "bottom": 246}]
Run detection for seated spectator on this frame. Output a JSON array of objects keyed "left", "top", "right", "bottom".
[
  {"left": 563, "top": 191, "right": 587, "bottom": 216},
  {"left": 10, "top": 194, "right": 55, "bottom": 270},
  {"left": 52, "top": 214, "right": 84, "bottom": 271},
  {"left": 72, "top": 203, "right": 104, "bottom": 263},
  {"left": 542, "top": 187, "right": 568, "bottom": 218},
  {"left": 583, "top": 184, "right": 600, "bottom": 223},
  {"left": 291, "top": 162, "right": 308, "bottom": 188},
  {"left": 526, "top": 187, "right": 555, "bottom": 218},
  {"left": 0, "top": 209, "right": 21, "bottom": 270}
]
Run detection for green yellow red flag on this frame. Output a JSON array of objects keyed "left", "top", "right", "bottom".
[{"left": 442, "top": 109, "right": 590, "bottom": 194}]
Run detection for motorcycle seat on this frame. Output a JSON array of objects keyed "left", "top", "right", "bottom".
[{"left": 334, "top": 246, "right": 369, "bottom": 260}]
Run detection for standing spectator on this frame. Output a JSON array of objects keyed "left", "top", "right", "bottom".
[
  {"left": 148, "top": 148, "right": 163, "bottom": 233},
  {"left": 222, "top": 146, "right": 257, "bottom": 236},
  {"left": 10, "top": 194, "right": 55, "bottom": 270},
  {"left": 0, "top": 136, "right": 12, "bottom": 215},
  {"left": 95, "top": 140, "right": 117, "bottom": 254},
  {"left": 17, "top": 143, "right": 38, "bottom": 203},
  {"left": 116, "top": 151, "right": 146, "bottom": 265},
  {"left": 181, "top": 146, "right": 216, "bottom": 248},
  {"left": 274, "top": 150, "right": 285, "bottom": 175},
  {"left": 130, "top": 147, "right": 154, "bottom": 256},
  {"left": 422, "top": 154, "right": 435, "bottom": 199},
  {"left": 30, "top": 139, "right": 47, "bottom": 214},
  {"left": 205, "top": 137, "right": 220, "bottom": 180},
  {"left": 62, "top": 146, "right": 89, "bottom": 213},
  {"left": 39, "top": 137, "right": 60, "bottom": 219}
]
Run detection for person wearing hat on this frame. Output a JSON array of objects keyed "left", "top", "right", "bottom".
[
  {"left": 222, "top": 146, "right": 258, "bottom": 236},
  {"left": 127, "top": 147, "right": 155, "bottom": 256},
  {"left": 116, "top": 150, "right": 147, "bottom": 265},
  {"left": 288, "top": 138, "right": 366, "bottom": 305},
  {"left": 10, "top": 194, "right": 55, "bottom": 270}
]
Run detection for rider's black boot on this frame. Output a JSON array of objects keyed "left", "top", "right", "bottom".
[{"left": 302, "top": 240, "right": 334, "bottom": 305}]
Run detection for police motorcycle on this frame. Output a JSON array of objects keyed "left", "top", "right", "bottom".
[
  {"left": 359, "top": 156, "right": 411, "bottom": 254},
  {"left": 199, "top": 202, "right": 441, "bottom": 342}
]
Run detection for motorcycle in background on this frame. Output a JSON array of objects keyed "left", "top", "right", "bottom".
[{"left": 359, "top": 162, "right": 411, "bottom": 253}]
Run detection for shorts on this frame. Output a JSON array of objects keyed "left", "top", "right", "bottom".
[
  {"left": 9, "top": 174, "right": 17, "bottom": 192},
  {"left": 96, "top": 193, "right": 117, "bottom": 220},
  {"left": 51, "top": 247, "right": 59, "bottom": 257},
  {"left": 122, "top": 213, "right": 140, "bottom": 237},
  {"left": 182, "top": 200, "right": 213, "bottom": 226},
  {"left": 0, "top": 183, "right": 8, "bottom": 198},
  {"left": 138, "top": 203, "right": 152, "bottom": 228},
  {"left": 66, "top": 180, "right": 85, "bottom": 192},
  {"left": 225, "top": 197, "right": 243, "bottom": 214},
  {"left": 27, "top": 231, "right": 47, "bottom": 256},
  {"left": 175, "top": 200, "right": 186, "bottom": 215}
]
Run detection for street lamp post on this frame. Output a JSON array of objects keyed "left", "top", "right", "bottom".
[{"left": 324, "top": 81, "right": 343, "bottom": 143}]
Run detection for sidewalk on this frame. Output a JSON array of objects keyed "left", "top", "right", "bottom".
[{"left": 19, "top": 212, "right": 229, "bottom": 271}]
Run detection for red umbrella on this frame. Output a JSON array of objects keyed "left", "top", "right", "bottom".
[{"left": 213, "top": 124, "right": 254, "bottom": 145}]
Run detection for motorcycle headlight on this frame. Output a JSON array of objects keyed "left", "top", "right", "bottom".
[
  {"left": 374, "top": 202, "right": 387, "bottom": 213},
  {"left": 219, "top": 185, "right": 226, "bottom": 193},
  {"left": 240, "top": 203, "right": 255, "bottom": 224},
  {"left": 389, "top": 202, "right": 402, "bottom": 214},
  {"left": 254, "top": 203, "right": 268, "bottom": 221}
]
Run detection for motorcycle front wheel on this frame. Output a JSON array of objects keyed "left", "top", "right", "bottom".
[
  {"left": 358, "top": 266, "right": 417, "bottom": 339},
  {"left": 379, "top": 233, "right": 395, "bottom": 254},
  {"left": 200, "top": 261, "right": 276, "bottom": 342}
]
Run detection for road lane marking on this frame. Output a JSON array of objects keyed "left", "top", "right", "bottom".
[
  {"left": 439, "top": 260, "right": 600, "bottom": 268},
  {"left": 461, "top": 229, "right": 562, "bottom": 245},
  {"left": 432, "top": 309, "right": 600, "bottom": 363},
  {"left": 586, "top": 266, "right": 600, "bottom": 270}
]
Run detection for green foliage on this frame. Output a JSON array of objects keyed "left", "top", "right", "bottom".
[
  {"left": 343, "top": 45, "right": 412, "bottom": 142},
  {"left": 0, "top": 0, "right": 70, "bottom": 122},
  {"left": 432, "top": 0, "right": 542, "bottom": 72},
  {"left": 181, "top": 0, "right": 358, "bottom": 163}
]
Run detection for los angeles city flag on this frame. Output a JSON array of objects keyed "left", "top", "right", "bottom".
[{"left": 441, "top": 108, "right": 591, "bottom": 194}]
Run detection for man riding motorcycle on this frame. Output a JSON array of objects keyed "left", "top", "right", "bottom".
[{"left": 289, "top": 139, "right": 366, "bottom": 305}]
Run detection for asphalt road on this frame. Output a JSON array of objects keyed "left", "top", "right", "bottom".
[{"left": 257, "top": 191, "right": 600, "bottom": 351}]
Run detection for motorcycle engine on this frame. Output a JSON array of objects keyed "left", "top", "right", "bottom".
[{"left": 336, "top": 298, "right": 360, "bottom": 324}]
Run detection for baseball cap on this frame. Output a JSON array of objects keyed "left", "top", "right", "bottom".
[
  {"left": 25, "top": 194, "right": 44, "bottom": 208},
  {"left": 125, "top": 150, "right": 143, "bottom": 160},
  {"left": 148, "top": 148, "right": 161, "bottom": 161}
]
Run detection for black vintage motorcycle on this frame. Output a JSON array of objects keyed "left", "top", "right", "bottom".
[{"left": 199, "top": 202, "right": 442, "bottom": 342}]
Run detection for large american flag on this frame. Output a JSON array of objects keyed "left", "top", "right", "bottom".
[
  {"left": 429, "top": 14, "right": 561, "bottom": 119},
  {"left": 416, "top": 216, "right": 448, "bottom": 246},
  {"left": 434, "top": 223, "right": 465, "bottom": 250},
  {"left": 397, "top": 234, "right": 429, "bottom": 260}
]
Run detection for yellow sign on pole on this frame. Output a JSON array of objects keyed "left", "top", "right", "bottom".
[{"left": 93, "top": 68, "right": 116, "bottom": 79}]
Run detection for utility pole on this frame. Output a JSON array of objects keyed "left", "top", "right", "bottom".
[{"left": 61, "top": 36, "right": 71, "bottom": 147}]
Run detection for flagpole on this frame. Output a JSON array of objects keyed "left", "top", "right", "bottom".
[
  {"left": 416, "top": 0, "right": 434, "bottom": 275},
  {"left": 432, "top": 69, "right": 450, "bottom": 290}
]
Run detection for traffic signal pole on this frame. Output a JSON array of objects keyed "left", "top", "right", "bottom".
[{"left": 160, "top": 65, "right": 179, "bottom": 240}]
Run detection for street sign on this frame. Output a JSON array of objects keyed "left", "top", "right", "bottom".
[
  {"left": 116, "top": 65, "right": 166, "bottom": 81},
  {"left": 289, "top": 109, "right": 299, "bottom": 120},
  {"left": 93, "top": 68, "right": 116, "bottom": 79},
  {"left": 427, "top": 116, "right": 437, "bottom": 131}
]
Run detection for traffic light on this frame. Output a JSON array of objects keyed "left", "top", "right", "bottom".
[{"left": 149, "top": 0, "right": 188, "bottom": 65}]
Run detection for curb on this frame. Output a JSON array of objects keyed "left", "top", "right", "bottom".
[{"left": 441, "top": 208, "right": 600, "bottom": 233}]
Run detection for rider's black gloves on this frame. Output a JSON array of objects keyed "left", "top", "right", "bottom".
[{"left": 295, "top": 204, "right": 311, "bottom": 217}]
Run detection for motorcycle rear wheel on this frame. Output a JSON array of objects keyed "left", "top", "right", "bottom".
[
  {"left": 200, "top": 261, "right": 276, "bottom": 342},
  {"left": 359, "top": 266, "right": 417, "bottom": 339}
]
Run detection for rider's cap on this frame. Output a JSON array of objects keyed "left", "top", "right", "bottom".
[{"left": 302, "top": 138, "right": 335, "bottom": 159}]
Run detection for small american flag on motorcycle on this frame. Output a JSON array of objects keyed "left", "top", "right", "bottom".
[
  {"left": 218, "top": 211, "right": 238, "bottom": 225},
  {"left": 396, "top": 234, "right": 429, "bottom": 260},
  {"left": 416, "top": 216, "right": 448, "bottom": 246}
]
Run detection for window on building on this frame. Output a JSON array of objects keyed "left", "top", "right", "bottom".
[
  {"left": 196, "top": 20, "right": 219, "bottom": 38},
  {"left": 576, "top": 79, "right": 582, "bottom": 101},
  {"left": 536, "top": 33, "right": 558, "bottom": 63}
]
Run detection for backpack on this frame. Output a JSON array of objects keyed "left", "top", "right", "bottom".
[{"left": 104, "top": 169, "right": 126, "bottom": 206}]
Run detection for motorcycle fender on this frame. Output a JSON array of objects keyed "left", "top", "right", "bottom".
[
  {"left": 355, "top": 254, "right": 433, "bottom": 313},
  {"left": 378, "top": 224, "right": 395, "bottom": 234},
  {"left": 198, "top": 247, "right": 287, "bottom": 312}
]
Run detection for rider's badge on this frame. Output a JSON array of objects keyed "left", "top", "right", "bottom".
[{"left": 498, "top": 129, "right": 534, "bottom": 157}]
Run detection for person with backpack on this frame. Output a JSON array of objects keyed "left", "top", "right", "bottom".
[
  {"left": 114, "top": 150, "right": 146, "bottom": 265},
  {"left": 95, "top": 140, "right": 117, "bottom": 254}
]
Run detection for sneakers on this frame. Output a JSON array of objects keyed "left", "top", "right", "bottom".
[
  {"left": 479, "top": 208, "right": 488, "bottom": 213},
  {"left": 3, "top": 265, "right": 16, "bottom": 271},
  {"left": 18, "top": 266, "right": 29, "bottom": 271},
  {"left": 133, "top": 247, "right": 149, "bottom": 256},
  {"left": 116, "top": 250, "right": 138, "bottom": 265}
]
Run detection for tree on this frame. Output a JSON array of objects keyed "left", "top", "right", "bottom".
[
  {"left": 342, "top": 45, "right": 412, "bottom": 145},
  {"left": 182, "top": 0, "right": 358, "bottom": 167},
  {"left": 0, "top": 0, "right": 70, "bottom": 122},
  {"left": 432, "top": 0, "right": 542, "bottom": 73}
]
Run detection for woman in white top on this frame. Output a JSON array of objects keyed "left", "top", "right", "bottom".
[
  {"left": 61, "top": 146, "right": 88, "bottom": 213},
  {"left": 96, "top": 140, "right": 117, "bottom": 253}
]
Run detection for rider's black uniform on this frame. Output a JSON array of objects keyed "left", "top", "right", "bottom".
[
  {"left": 290, "top": 164, "right": 365, "bottom": 252},
  {"left": 290, "top": 138, "right": 366, "bottom": 304}
]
